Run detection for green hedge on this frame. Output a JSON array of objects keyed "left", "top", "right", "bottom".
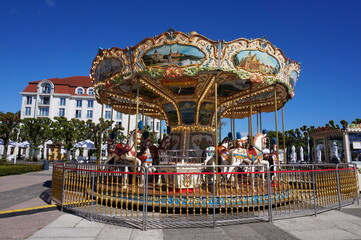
[{"left": 0, "top": 164, "right": 43, "bottom": 176}]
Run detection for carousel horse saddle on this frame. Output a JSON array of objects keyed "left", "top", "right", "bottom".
[
  {"left": 115, "top": 143, "right": 132, "bottom": 156},
  {"left": 247, "top": 147, "right": 262, "bottom": 162},
  {"left": 234, "top": 153, "right": 247, "bottom": 159}
]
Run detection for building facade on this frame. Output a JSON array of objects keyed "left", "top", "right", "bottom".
[
  {"left": 310, "top": 124, "right": 361, "bottom": 164},
  {"left": 17, "top": 76, "right": 162, "bottom": 161}
]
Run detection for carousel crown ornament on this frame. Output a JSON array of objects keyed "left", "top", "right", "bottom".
[{"left": 90, "top": 29, "right": 300, "bottom": 152}]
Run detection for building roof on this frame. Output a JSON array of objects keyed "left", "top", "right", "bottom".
[{"left": 21, "top": 76, "right": 94, "bottom": 95}]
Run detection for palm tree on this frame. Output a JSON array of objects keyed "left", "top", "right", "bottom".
[{"left": 340, "top": 120, "right": 348, "bottom": 130}]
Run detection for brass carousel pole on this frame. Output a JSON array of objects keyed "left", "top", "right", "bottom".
[
  {"left": 135, "top": 81, "right": 140, "bottom": 158},
  {"left": 232, "top": 100, "right": 235, "bottom": 144},
  {"left": 274, "top": 85, "right": 279, "bottom": 157},
  {"left": 127, "top": 85, "right": 133, "bottom": 136},
  {"left": 282, "top": 106, "right": 286, "bottom": 163},
  {"left": 133, "top": 79, "right": 140, "bottom": 189},
  {"left": 249, "top": 84, "right": 253, "bottom": 144},
  {"left": 260, "top": 112, "right": 263, "bottom": 132},
  {"left": 214, "top": 77, "right": 218, "bottom": 166},
  {"left": 160, "top": 120, "right": 163, "bottom": 140},
  {"left": 142, "top": 102, "right": 145, "bottom": 127},
  {"left": 214, "top": 75, "right": 219, "bottom": 194},
  {"left": 256, "top": 111, "right": 259, "bottom": 133}
]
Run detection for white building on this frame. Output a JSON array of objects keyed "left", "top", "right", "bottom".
[{"left": 17, "top": 76, "right": 162, "bottom": 161}]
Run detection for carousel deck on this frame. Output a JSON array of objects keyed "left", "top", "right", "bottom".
[{"left": 93, "top": 178, "right": 292, "bottom": 208}]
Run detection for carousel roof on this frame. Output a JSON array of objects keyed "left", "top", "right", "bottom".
[{"left": 90, "top": 29, "right": 300, "bottom": 128}]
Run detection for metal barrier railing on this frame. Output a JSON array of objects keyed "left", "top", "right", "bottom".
[{"left": 51, "top": 163, "right": 359, "bottom": 230}]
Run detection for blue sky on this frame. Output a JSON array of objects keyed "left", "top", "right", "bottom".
[{"left": 1, "top": 0, "right": 360, "bottom": 136}]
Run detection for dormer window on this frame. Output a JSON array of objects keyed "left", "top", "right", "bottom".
[
  {"left": 87, "top": 88, "right": 94, "bottom": 95},
  {"left": 42, "top": 83, "right": 51, "bottom": 94},
  {"left": 76, "top": 87, "right": 84, "bottom": 95}
]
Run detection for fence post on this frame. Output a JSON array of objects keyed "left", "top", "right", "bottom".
[
  {"left": 143, "top": 166, "right": 148, "bottom": 231},
  {"left": 212, "top": 165, "right": 216, "bottom": 229},
  {"left": 61, "top": 162, "right": 66, "bottom": 212},
  {"left": 353, "top": 164, "right": 360, "bottom": 205},
  {"left": 335, "top": 164, "right": 342, "bottom": 210},
  {"left": 90, "top": 169, "right": 95, "bottom": 221},
  {"left": 312, "top": 165, "right": 317, "bottom": 216},
  {"left": 267, "top": 164, "right": 273, "bottom": 222}
]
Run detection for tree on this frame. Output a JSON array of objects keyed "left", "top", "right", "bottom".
[
  {"left": 340, "top": 120, "right": 348, "bottom": 130},
  {"left": 0, "top": 112, "right": 21, "bottom": 159},
  {"left": 329, "top": 120, "right": 336, "bottom": 129},
  {"left": 51, "top": 117, "right": 87, "bottom": 160},
  {"left": 352, "top": 118, "right": 361, "bottom": 124},
  {"left": 20, "top": 118, "right": 53, "bottom": 161},
  {"left": 85, "top": 118, "right": 113, "bottom": 163}
]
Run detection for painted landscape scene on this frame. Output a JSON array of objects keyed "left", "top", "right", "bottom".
[
  {"left": 234, "top": 50, "right": 280, "bottom": 75},
  {"left": 143, "top": 44, "right": 205, "bottom": 67}
]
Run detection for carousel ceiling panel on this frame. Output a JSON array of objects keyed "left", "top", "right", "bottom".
[{"left": 217, "top": 79, "right": 249, "bottom": 97}]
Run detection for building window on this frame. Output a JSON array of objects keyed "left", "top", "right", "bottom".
[
  {"left": 115, "top": 111, "right": 122, "bottom": 119},
  {"left": 40, "top": 96, "right": 50, "bottom": 104},
  {"left": 39, "top": 107, "right": 49, "bottom": 116},
  {"left": 76, "top": 87, "right": 84, "bottom": 95},
  {"left": 59, "top": 108, "right": 65, "bottom": 117},
  {"left": 76, "top": 99, "right": 82, "bottom": 107},
  {"left": 87, "top": 110, "right": 93, "bottom": 119},
  {"left": 60, "top": 98, "right": 66, "bottom": 106},
  {"left": 156, "top": 122, "right": 160, "bottom": 131},
  {"left": 88, "top": 88, "right": 94, "bottom": 95},
  {"left": 104, "top": 111, "right": 111, "bottom": 119},
  {"left": 25, "top": 107, "right": 31, "bottom": 116},
  {"left": 41, "top": 83, "right": 51, "bottom": 94},
  {"left": 75, "top": 110, "right": 82, "bottom": 118},
  {"left": 116, "top": 121, "right": 122, "bottom": 127},
  {"left": 87, "top": 100, "right": 94, "bottom": 108},
  {"left": 26, "top": 96, "right": 32, "bottom": 105},
  {"left": 105, "top": 104, "right": 111, "bottom": 109}
]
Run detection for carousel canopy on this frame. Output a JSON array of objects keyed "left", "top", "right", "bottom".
[{"left": 90, "top": 29, "right": 300, "bottom": 130}]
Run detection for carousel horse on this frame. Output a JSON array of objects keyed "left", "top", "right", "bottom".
[
  {"left": 203, "top": 137, "right": 231, "bottom": 169},
  {"left": 105, "top": 129, "right": 143, "bottom": 188},
  {"left": 227, "top": 138, "right": 252, "bottom": 181},
  {"left": 247, "top": 132, "right": 270, "bottom": 179},
  {"left": 138, "top": 132, "right": 159, "bottom": 171},
  {"left": 202, "top": 137, "right": 231, "bottom": 182},
  {"left": 137, "top": 132, "right": 160, "bottom": 186},
  {"left": 157, "top": 135, "right": 172, "bottom": 164}
]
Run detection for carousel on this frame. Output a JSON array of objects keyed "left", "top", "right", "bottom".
[
  {"left": 89, "top": 28, "right": 300, "bottom": 210},
  {"left": 51, "top": 30, "right": 360, "bottom": 229}
]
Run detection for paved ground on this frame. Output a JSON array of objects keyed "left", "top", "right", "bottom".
[
  {"left": 0, "top": 167, "right": 63, "bottom": 240},
  {"left": 1, "top": 166, "right": 361, "bottom": 240}
]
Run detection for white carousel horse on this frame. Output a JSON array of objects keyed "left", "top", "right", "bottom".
[
  {"left": 248, "top": 132, "right": 270, "bottom": 179},
  {"left": 202, "top": 137, "right": 231, "bottom": 182},
  {"left": 227, "top": 139, "right": 252, "bottom": 181}
]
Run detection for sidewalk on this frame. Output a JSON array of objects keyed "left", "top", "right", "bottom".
[
  {"left": 2, "top": 168, "right": 361, "bottom": 240},
  {"left": 26, "top": 203, "right": 361, "bottom": 240},
  {"left": 0, "top": 167, "right": 63, "bottom": 240}
]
